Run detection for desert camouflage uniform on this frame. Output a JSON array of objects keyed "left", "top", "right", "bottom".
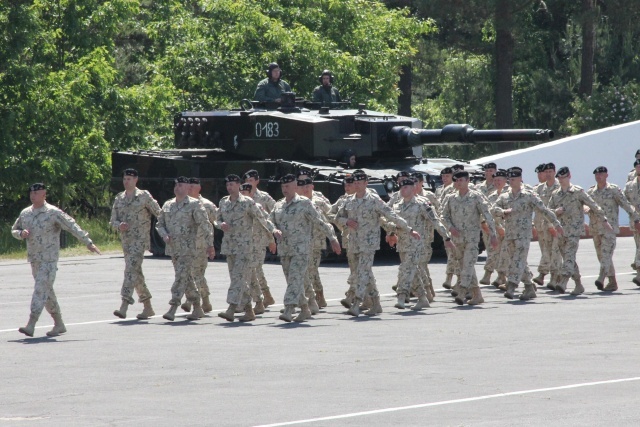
[
  {"left": 305, "top": 194, "right": 333, "bottom": 300},
  {"left": 441, "top": 191, "right": 497, "bottom": 289},
  {"left": 624, "top": 179, "right": 640, "bottom": 267},
  {"left": 109, "top": 189, "right": 161, "bottom": 304},
  {"left": 156, "top": 197, "right": 213, "bottom": 306},
  {"left": 218, "top": 194, "right": 273, "bottom": 307},
  {"left": 436, "top": 184, "right": 458, "bottom": 278},
  {"left": 270, "top": 194, "right": 337, "bottom": 307},
  {"left": 484, "top": 189, "right": 507, "bottom": 276},
  {"left": 534, "top": 180, "right": 561, "bottom": 276},
  {"left": 249, "top": 189, "right": 276, "bottom": 296},
  {"left": 192, "top": 196, "right": 218, "bottom": 298},
  {"left": 336, "top": 192, "right": 411, "bottom": 301},
  {"left": 627, "top": 170, "right": 637, "bottom": 182},
  {"left": 492, "top": 189, "right": 560, "bottom": 285},
  {"left": 12, "top": 203, "right": 93, "bottom": 320},
  {"left": 247, "top": 203, "right": 276, "bottom": 302},
  {"left": 548, "top": 185, "right": 606, "bottom": 280},
  {"left": 328, "top": 194, "right": 356, "bottom": 297}
]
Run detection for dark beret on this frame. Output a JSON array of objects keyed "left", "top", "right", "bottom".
[
  {"left": 440, "top": 167, "right": 453, "bottom": 175},
  {"left": 225, "top": 174, "right": 241, "bottom": 183},
  {"left": 297, "top": 178, "right": 313, "bottom": 186},
  {"left": 534, "top": 163, "right": 546, "bottom": 173},
  {"left": 397, "top": 171, "right": 411, "bottom": 178},
  {"left": 29, "top": 183, "right": 46, "bottom": 192},
  {"left": 189, "top": 177, "right": 200, "bottom": 184},
  {"left": 124, "top": 168, "right": 138, "bottom": 177},
  {"left": 240, "top": 183, "right": 252, "bottom": 192},
  {"left": 296, "top": 169, "right": 313, "bottom": 178},
  {"left": 399, "top": 179, "right": 415, "bottom": 188},
  {"left": 410, "top": 172, "right": 424, "bottom": 181},
  {"left": 243, "top": 170, "right": 259, "bottom": 180},
  {"left": 175, "top": 176, "right": 190, "bottom": 184},
  {"left": 484, "top": 163, "right": 497, "bottom": 170},
  {"left": 453, "top": 171, "right": 469, "bottom": 179},
  {"left": 593, "top": 166, "right": 607, "bottom": 174},
  {"left": 493, "top": 169, "right": 508, "bottom": 178},
  {"left": 344, "top": 175, "right": 354, "bottom": 184},
  {"left": 452, "top": 164, "right": 465, "bottom": 171},
  {"left": 508, "top": 166, "right": 523, "bottom": 173},
  {"left": 280, "top": 174, "right": 296, "bottom": 183},
  {"left": 508, "top": 170, "right": 522, "bottom": 178},
  {"left": 555, "top": 167, "right": 570, "bottom": 178},
  {"left": 353, "top": 173, "right": 368, "bottom": 181},
  {"left": 543, "top": 163, "right": 556, "bottom": 171},
  {"left": 634, "top": 159, "right": 640, "bottom": 167}
]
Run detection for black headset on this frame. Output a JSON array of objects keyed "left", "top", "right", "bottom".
[
  {"left": 318, "top": 70, "right": 334, "bottom": 84},
  {"left": 266, "top": 63, "right": 283, "bottom": 78}
]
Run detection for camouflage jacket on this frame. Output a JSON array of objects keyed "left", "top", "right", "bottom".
[
  {"left": 491, "top": 188, "right": 560, "bottom": 240},
  {"left": 328, "top": 194, "right": 351, "bottom": 248},
  {"left": 627, "top": 170, "right": 637, "bottom": 182},
  {"left": 548, "top": 184, "right": 605, "bottom": 238},
  {"left": 156, "top": 196, "right": 213, "bottom": 257},
  {"left": 217, "top": 194, "right": 273, "bottom": 255},
  {"left": 435, "top": 184, "right": 455, "bottom": 208},
  {"left": 587, "top": 183, "right": 638, "bottom": 234},
  {"left": 12, "top": 202, "right": 93, "bottom": 262},
  {"left": 249, "top": 202, "right": 276, "bottom": 254},
  {"left": 109, "top": 188, "right": 161, "bottom": 250},
  {"left": 251, "top": 189, "right": 276, "bottom": 213},
  {"left": 441, "top": 190, "right": 497, "bottom": 239},
  {"left": 476, "top": 180, "right": 496, "bottom": 197},
  {"left": 388, "top": 196, "right": 449, "bottom": 252},
  {"left": 196, "top": 195, "right": 218, "bottom": 251},
  {"left": 311, "top": 194, "right": 333, "bottom": 251},
  {"left": 533, "top": 180, "right": 560, "bottom": 228},
  {"left": 270, "top": 193, "right": 337, "bottom": 256}
]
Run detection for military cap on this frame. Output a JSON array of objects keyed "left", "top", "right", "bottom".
[
  {"left": 483, "top": 162, "right": 497, "bottom": 170},
  {"left": 225, "top": 174, "right": 241, "bottom": 183},
  {"left": 397, "top": 171, "right": 411, "bottom": 178},
  {"left": 297, "top": 178, "right": 313, "bottom": 186},
  {"left": 543, "top": 163, "right": 556, "bottom": 171},
  {"left": 344, "top": 175, "right": 355, "bottom": 184},
  {"left": 410, "top": 176, "right": 419, "bottom": 183},
  {"left": 508, "top": 170, "right": 522, "bottom": 178},
  {"left": 508, "top": 166, "right": 523, "bottom": 173},
  {"left": 296, "top": 168, "right": 313, "bottom": 178},
  {"left": 29, "top": 183, "right": 46, "bottom": 192},
  {"left": 493, "top": 169, "right": 508, "bottom": 178},
  {"left": 593, "top": 166, "right": 608, "bottom": 174},
  {"left": 123, "top": 168, "right": 138, "bottom": 177},
  {"left": 452, "top": 164, "right": 465, "bottom": 171},
  {"left": 410, "top": 172, "right": 424, "bottom": 181},
  {"left": 243, "top": 170, "right": 259, "bottom": 179},
  {"left": 189, "top": 177, "right": 201, "bottom": 184},
  {"left": 453, "top": 171, "right": 469, "bottom": 179},
  {"left": 555, "top": 167, "right": 570, "bottom": 178},
  {"left": 634, "top": 159, "right": 640, "bottom": 167},
  {"left": 353, "top": 172, "right": 368, "bottom": 181},
  {"left": 353, "top": 169, "right": 366, "bottom": 175},
  {"left": 399, "top": 179, "right": 415, "bottom": 188},
  {"left": 280, "top": 174, "right": 296, "bottom": 183},
  {"left": 240, "top": 183, "right": 252, "bottom": 192},
  {"left": 175, "top": 176, "right": 190, "bottom": 184},
  {"left": 440, "top": 167, "right": 453, "bottom": 175},
  {"left": 534, "top": 163, "right": 546, "bottom": 173},
  {"left": 636, "top": 149, "right": 640, "bottom": 157}
]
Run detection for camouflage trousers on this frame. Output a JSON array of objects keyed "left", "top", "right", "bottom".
[
  {"left": 451, "top": 235, "right": 480, "bottom": 289},
  {"left": 495, "top": 234, "right": 510, "bottom": 275},
  {"left": 593, "top": 232, "right": 617, "bottom": 277},
  {"left": 634, "top": 231, "right": 640, "bottom": 266},
  {"left": 556, "top": 235, "right": 581, "bottom": 279},
  {"left": 484, "top": 231, "right": 504, "bottom": 273},
  {"left": 344, "top": 250, "right": 357, "bottom": 297},
  {"left": 416, "top": 249, "right": 432, "bottom": 290},
  {"left": 352, "top": 251, "right": 378, "bottom": 300},
  {"left": 120, "top": 247, "right": 152, "bottom": 305},
  {"left": 169, "top": 255, "right": 200, "bottom": 306},
  {"left": 248, "top": 251, "right": 264, "bottom": 302},
  {"left": 225, "top": 254, "right": 252, "bottom": 307},
  {"left": 444, "top": 245, "right": 458, "bottom": 275},
  {"left": 537, "top": 227, "right": 554, "bottom": 274},
  {"left": 504, "top": 237, "right": 534, "bottom": 284},
  {"left": 282, "top": 254, "right": 310, "bottom": 307},
  {"left": 307, "top": 249, "right": 323, "bottom": 293},
  {"left": 396, "top": 251, "right": 425, "bottom": 296},
  {"left": 29, "top": 261, "right": 60, "bottom": 319},
  {"left": 191, "top": 251, "right": 210, "bottom": 298}
]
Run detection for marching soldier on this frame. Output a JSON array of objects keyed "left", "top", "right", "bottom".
[
  {"left": 476, "top": 163, "right": 497, "bottom": 196},
  {"left": 533, "top": 163, "right": 561, "bottom": 288},
  {"left": 436, "top": 167, "right": 458, "bottom": 289},
  {"left": 110, "top": 168, "right": 161, "bottom": 320},
  {"left": 480, "top": 169, "right": 508, "bottom": 287},
  {"left": 626, "top": 150, "right": 640, "bottom": 182},
  {"left": 623, "top": 159, "right": 640, "bottom": 286},
  {"left": 13, "top": 183, "right": 101, "bottom": 337}
]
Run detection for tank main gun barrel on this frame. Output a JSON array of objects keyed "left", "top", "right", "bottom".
[{"left": 388, "top": 124, "right": 554, "bottom": 148}]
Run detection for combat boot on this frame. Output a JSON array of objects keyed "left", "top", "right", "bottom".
[
  {"left": 113, "top": 301, "right": 129, "bottom": 319},
  {"left": 519, "top": 283, "right": 537, "bottom": 301},
  {"left": 595, "top": 271, "right": 605, "bottom": 291},
  {"left": 308, "top": 296, "right": 320, "bottom": 315},
  {"left": 253, "top": 300, "right": 265, "bottom": 315},
  {"left": 262, "top": 289, "right": 276, "bottom": 307},
  {"left": 365, "top": 296, "right": 382, "bottom": 316},
  {"left": 504, "top": 281, "right": 518, "bottom": 299},
  {"left": 532, "top": 273, "right": 545, "bottom": 287},
  {"left": 348, "top": 299, "right": 361, "bottom": 317},
  {"left": 632, "top": 262, "right": 637, "bottom": 270},
  {"left": 136, "top": 299, "right": 155, "bottom": 320},
  {"left": 239, "top": 303, "right": 256, "bottom": 322},
  {"left": 604, "top": 276, "right": 618, "bottom": 292},
  {"left": 546, "top": 274, "right": 558, "bottom": 291},
  {"left": 315, "top": 290, "right": 327, "bottom": 308},
  {"left": 394, "top": 294, "right": 406, "bottom": 309},
  {"left": 555, "top": 275, "right": 569, "bottom": 294},
  {"left": 570, "top": 277, "right": 585, "bottom": 296},
  {"left": 479, "top": 270, "right": 492, "bottom": 285},
  {"left": 186, "top": 302, "right": 205, "bottom": 320},
  {"left": 451, "top": 283, "right": 461, "bottom": 298},
  {"left": 427, "top": 284, "right": 436, "bottom": 303},
  {"left": 467, "top": 287, "right": 484, "bottom": 305},
  {"left": 442, "top": 274, "right": 453, "bottom": 289},
  {"left": 201, "top": 295, "right": 213, "bottom": 313},
  {"left": 491, "top": 272, "right": 506, "bottom": 288},
  {"left": 279, "top": 305, "right": 294, "bottom": 322},
  {"left": 163, "top": 305, "right": 178, "bottom": 321},
  {"left": 360, "top": 296, "right": 372, "bottom": 311},
  {"left": 46, "top": 313, "right": 67, "bottom": 337},
  {"left": 454, "top": 287, "right": 467, "bottom": 305},
  {"left": 632, "top": 270, "right": 640, "bottom": 286},
  {"left": 294, "top": 304, "right": 312, "bottom": 322},
  {"left": 18, "top": 314, "right": 38, "bottom": 337},
  {"left": 391, "top": 284, "right": 398, "bottom": 291},
  {"left": 180, "top": 301, "right": 192, "bottom": 312},
  {"left": 411, "top": 295, "right": 430, "bottom": 311},
  {"left": 217, "top": 304, "right": 237, "bottom": 322},
  {"left": 340, "top": 291, "right": 355, "bottom": 309}
]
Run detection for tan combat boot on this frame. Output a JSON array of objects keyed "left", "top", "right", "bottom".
[
  {"left": 454, "top": 287, "right": 467, "bottom": 306},
  {"left": 113, "top": 301, "right": 129, "bottom": 319},
  {"left": 201, "top": 295, "right": 213, "bottom": 313},
  {"left": 18, "top": 314, "right": 38, "bottom": 337},
  {"left": 492, "top": 272, "right": 506, "bottom": 288},
  {"left": 262, "top": 289, "right": 276, "bottom": 307},
  {"left": 279, "top": 305, "right": 295, "bottom": 322},
  {"left": 239, "top": 303, "right": 256, "bottom": 322},
  {"left": 163, "top": 305, "right": 178, "bottom": 321},
  {"left": 46, "top": 313, "right": 67, "bottom": 337},
  {"left": 136, "top": 299, "right": 155, "bottom": 320},
  {"left": 180, "top": 301, "right": 192, "bottom": 312},
  {"left": 253, "top": 300, "right": 265, "bottom": 315},
  {"left": 365, "top": 296, "right": 382, "bottom": 316},
  {"left": 532, "top": 273, "right": 545, "bottom": 287},
  {"left": 340, "top": 291, "right": 355, "bottom": 309},
  {"left": 186, "top": 302, "right": 205, "bottom": 320},
  {"left": 595, "top": 270, "right": 605, "bottom": 291},
  {"left": 555, "top": 275, "right": 569, "bottom": 293},
  {"left": 294, "top": 304, "right": 312, "bottom": 322},
  {"left": 348, "top": 299, "right": 361, "bottom": 317},
  {"left": 442, "top": 274, "right": 453, "bottom": 289},
  {"left": 451, "top": 283, "right": 461, "bottom": 298},
  {"left": 570, "top": 277, "right": 585, "bottom": 296},
  {"left": 360, "top": 296, "right": 372, "bottom": 311},
  {"left": 411, "top": 295, "right": 430, "bottom": 311},
  {"left": 427, "top": 284, "right": 436, "bottom": 303},
  {"left": 468, "top": 287, "right": 484, "bottom": 305},
  {"left": 394, "top": 294, "right": 406, "bottom": 309},
  {"left": 217, "top": 304, "right": 237, "bottom": 322},
  {"left": 546, "top": 274, "right": 558, "bottom": 291},
  {"left": 519, "top": 283, "right": 537, "bottom": 301},
  {"left": 604, "top": 276, "right": 618, "bottom": 292},
  {"left": 504, "top": 282, "right": 518, "bottom": 299},
  {"left": 308, "top": 296, "right": 320, "bottom": 315},
  {"left": 479, "top": 270, "right": 492, "bottom": 285},
  {"left": 315, "top": 290, "right": 327, "bottom": 308},
  {"left": 633, "top": 270, "right": 640, "bottom": 287}
]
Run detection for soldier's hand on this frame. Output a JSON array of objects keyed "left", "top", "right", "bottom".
[
  {"left": 163, "top": 235, "right": 171, "bottom": 243},
  {"left": 346, "top": 219, "right": 359, "bottom": 229},
  {"left": 555, "top": 207, "right": 564, "bottom": 216},
  {"left": 583, "top": 206, "right": 590, "bottom": 214},
  {"left": 481, "top": 222, "right": 490, "bottom": 233},
  {"left": 220, "top": 222, "right": 231, "bottom": 232},
  {"left": 444, "top": 239, "right": 455, "bottom": 250},
  {"left": 273, "top": 230, "right": 283, "bottom": 241},
  {"left": 268, "top": 242, "right": 277, "bottom": 254},
  {"left": 497, "top": 227, "right": 505, "bottom": 238},
  {"left": 118, "top": 222, "right": 130, "bottom": 231},
  {"left": 87, "top": 243, "right": 102, "bottom": 255},
  {"left": 548, "top": 227, "right": 557, "bottom": 237},
  {"left": 385, "top": 234, "right": 398, "bottom": 247},
  {"left": 450, "top": 227, "right": 460, "bottom": 238},
  {"left": 490, "top": 235, "right": 499, "bottom": 249},
  {"left": 330, "top": 239, "right": 341, "bottom": 255},
  {"left": 410, "top": 230, "right": 421, "bottom": 240},
  {"left": 555, "top": 225, "right": 564, "bottom": 236},
  {"left": 207, "top": 246, "right": 215, "bottom": 260},
  {"left": 503, "top": 208, "right": 512, "bottom": 216},
  {"left": 20, "top": 229, "right": 30, "bottom": 239}
]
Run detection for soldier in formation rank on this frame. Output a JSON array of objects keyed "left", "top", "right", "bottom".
[
  {"left": 480, "top": 169, "right": 508, "bottom": 287},
  {"left": 532, "top": 163, "right": 561, "bottom": 288},
  {"left": 623, "top": 159, "right": 640, "bottom": 286}
]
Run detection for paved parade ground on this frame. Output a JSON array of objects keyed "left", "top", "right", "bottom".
[{"left": 2, "top": 238, "right": 640, "bottom": 426}]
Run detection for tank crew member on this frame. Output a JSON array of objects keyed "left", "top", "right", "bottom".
[
  {"left": 342, "top": 149, "right": 357, "bottom": 169},
  {"left": 533, "top": 163, "right": 561, "bottom": 288},
  {"left": 243, "top": 169, "right": 277, "bottom": 307},
  {"left": 13, "top": 183, "right": 101, "bottom": 337},
  {"left": 312, "top": 70, "right": 341, "bottom": 104},
  {"left": 156, "top": 177, "right": 215, "bottom": 321},
  {"left": 480, "top": 169, "right": 508, "bottom": 287},
  {"left": 491, "top": 169, "right": 562, "bottom": 300},
  {"left": 179, "top": 178, "right": 218, "bottom": 314},
  {"left": 216, "top": 175, "right": 274, "bottom": 323},
  {"left": 548, "top": 167, "right": 611, "bottom": 294},
  {"left": 441, "top": 171, "right": 498, "bottom": 305},
  {"left": 336, "top": 171, "right": 418, "bottom": 317},
  {"left": 626, "top": 150, "right": 640, "bottom": 182},
  {"left": 270, "top": 174, "right": 341, "bottom": 322},
  {"left": 110, "top": 168, "right": 161, "bottom": 320},
  {"left": 587, "top": 167, "right": 640, "bottom": 291},
  {"left": 623, "top": 160, "right": 640, "bottom": 286},
  {"left": 254, "top": 62, "right": 291, "bottom": 104}
]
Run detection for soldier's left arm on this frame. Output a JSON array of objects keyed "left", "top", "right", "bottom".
[
  {"left": 423, "top": 204, "right": 450, "bottom": 239},
  {"left": 476, "top": 195, "right": 497, "bottom": 236},
  {"left": 249, "top": 201, "right": 275, "bottom": 235},
  {"left": 305, "top": 203, "right": 338, "bottom": 242},
  {"left": 578, "top": 189, "right": 607, "bottom": 220},
  {"left": 530, "top": 193, "right": 561, "bottom": 228},
  {"left": 375, "top": 198, "right": 411, "bottom": 231},
  {"left": 613, "top": 186, "right": 640, "bottom": 222},
  {"left": 193, "top": 203, "right": 214, "bottom": 247}
]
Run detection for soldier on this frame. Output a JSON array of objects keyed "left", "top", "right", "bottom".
[
  {"left": 533, "top": 163, "right": 561, "bottom": 288},
  {"left": 480, "top": 169, "right": 508, "bottom": 286},
  {"left": 491, "top": 170, "right": 563, "bottom": 300},
  {"left": 548, "top": 167, "right": 611, "bottom": 294},
  {"left": 297, "top": 168, "right": 330, "bottom": 204},
  {"left": 13, "top": 183, "right": 101, "bottom": 337},
  {"left": 441, "top": 171, "right": 498, "bottom": 305},
  {"left": 270, "top": 174, "right": 341, "bottom": 323},
  {"left": 626, "top": 150, "right": 640, "bottom": 182},
  {"left": 216, "top": 175, "right": 275, "bottom": 322},
  {"left": 436, "top": 167, "right": 457, "bottom": 289},
  {"left": 243, "top": 169, "right": 278, "bottom": 307},
  {"left": 179, "top": 177, "right": 218, "bottom": 314},
  {"left": 623, "top": 159, "right": 640, "bottom": 285},
  {"left": 312, "top": 70, "right": 341, "bottom": 104},
  {"left": 476, "top": 162, "right": 497, "bottom": 197},
  {"left": 386, "top": 171, "right": 413, "bottom": 207},
  {"left": 254, "top": 62, "right": 291, "bottom": 104},
  {"left": 336, "top": 171, "right": 418, "bottom": 317},
  {"left": 156, "top": 177, "right": 215, "bottom": 321},
  {"left": 532, "top": 163, "right": 548, "bottom": 277},
  {"left": 110, "top": 168, "right": 161, "bottom": 320},
  {"left": 588, "top": 166, "right": 640, "bottom": 291}
]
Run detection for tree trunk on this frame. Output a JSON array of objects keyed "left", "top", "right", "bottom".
[
  {"left": 578, "top": 0, "right": 596, "bottom": 97},
  {"left": 494, "top": 0, "right": 514, "bottom": 131},
  {"left": 398, "top": 64, "right": 412, "bottom": 117}
]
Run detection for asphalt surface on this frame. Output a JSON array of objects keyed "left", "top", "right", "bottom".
[{"left": 2, "top": 237, "right": 640, "bottom": 426}]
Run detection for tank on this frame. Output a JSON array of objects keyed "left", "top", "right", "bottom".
[{"left": 111, "top": 97, "right": 554, "bottom": 255}]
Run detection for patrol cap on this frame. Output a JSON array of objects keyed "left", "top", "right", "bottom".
[
  {"left": 635, "top": 159, "right": 640, "bottom": 167},
  {"left": 296, "top": 168, "right": 313, "bottom": 178},
  {"left": 410, "top": 172, "right": 424, "bottom": 181},
  {"left": 174, "top": 176, "right": 189, "bottom": 184},
  {"left": 124, "top": 168, "right": 138, "bottom": 177},
  {"left": 483, "top": 162, "right": 497, "bottom": 170},
  {"left": 29, "top": 183, "right": 46, "bottom": 192},
  {"left": 225, "top": 174, "right": 241, "bottom": 183},
  {"left": 353, "top": 172, "right": 368, "bottom": 181},
  {"left": 508, "top": 170, "right": 522, "bottom": 178},
  {"left": 399, "top": 179, "right": 415, "bottom": 188},
  {"left": 534, "top": 163, "right": 546, "bottom": 173},
  {"left": 453, "top": 171, "right": 469, "bottom": 179},
  {"left": 240, "top": 183, "right": 252, "bottom": 192},
  {"left": 396, "top": 171, "right": 411, "bottom": 179},
  {"left": 297, "top": 178, "right": 313, "bottom": 186},
  {"left": 593, "top": 166, "right": 608, "bottom": 174},
  {"left": 189, "top": 177, "right": 200, "bottom": 184},
  {"left": 440, "top": 167, "right": 453, "bottom": 175},
  {"left": 555, "top": 167, "right": 570, "bottom": 178},
  {"left": 243, "top": 169, "right": 259, "bottom": 180},
  {"left": 543, "top": 162, "right": 556, "bottom": 171},
  {"left": 452, "top": 164, "right": 465, "bottom": 171},
  {"left": 280, "top": 174, "right": 296, "bottom": 183},
  {"left": 493, "top": 169, "right": 508, "bottom": 178}
]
